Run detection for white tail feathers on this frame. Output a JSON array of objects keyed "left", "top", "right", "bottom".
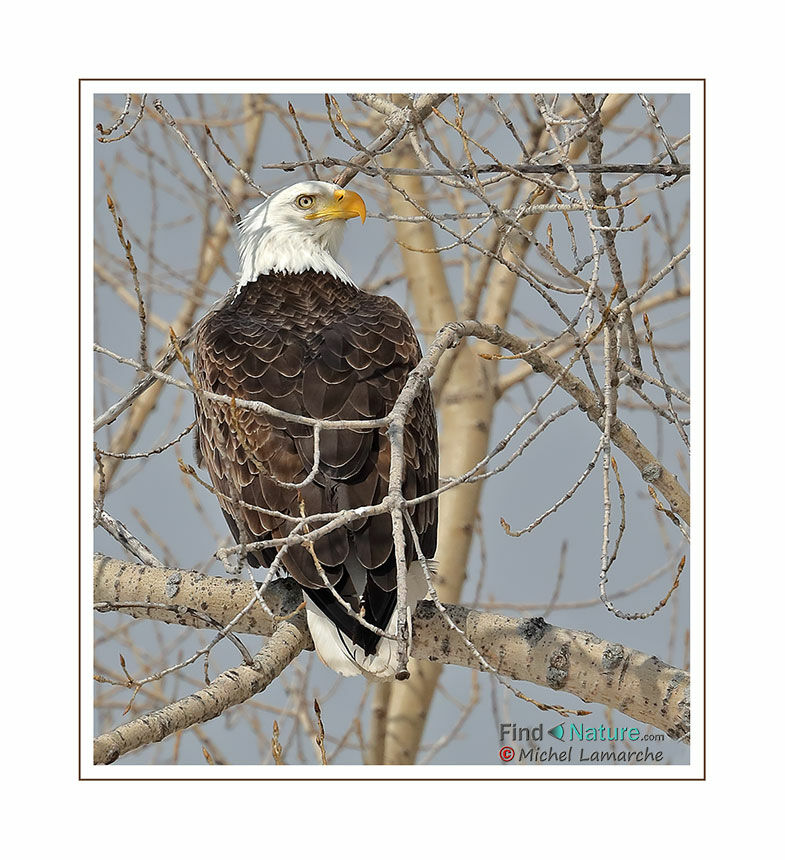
[{"left": 305, "top": 561, "right": 432, "bottom": 681}]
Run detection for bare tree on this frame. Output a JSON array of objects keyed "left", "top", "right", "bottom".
[{"left": 93, "top": 91, "right": 691, "bottom": 766}]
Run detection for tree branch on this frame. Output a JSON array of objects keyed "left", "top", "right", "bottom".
[
  {"left": 93, "top": 555, "right": 309, "bottom": 764},
  {"left": 332, "top": 93, "right": 450, "bottom": 187},
  {"left": 93, "top": 554, "right": 690, "bottom": 758},
  {"left": 459, "top": 320, "right": 691, "bottom": 525},
  {"left": 94, "top": 616, "right": 309, "bottom": 764}
]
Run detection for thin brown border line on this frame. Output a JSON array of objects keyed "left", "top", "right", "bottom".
[
  {"left": 78, "top": 77, "right": 83, "bottom": 779},
  {"left": 81, "top": 80, "right": 704, "bottom": 780},
  {"left": 83, "top": 77, "right": 705, "bottom": 81},
  {"left": 702, "top": 76, "right": 707, "bottom": 781}
]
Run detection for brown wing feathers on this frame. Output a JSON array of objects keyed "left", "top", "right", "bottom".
[{"left": 193, "top": 271, "right": 438, "bottom": 654}]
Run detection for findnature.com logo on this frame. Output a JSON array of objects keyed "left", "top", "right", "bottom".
[{"left": 498, "top": 722, "right": 667, "bottom": 764}]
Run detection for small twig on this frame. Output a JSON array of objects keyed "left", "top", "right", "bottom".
[
  {"left": 649, "top": 487, "right": 691, "bottom": 542},
  {"left": 154, "top": 99, "right": 240, "bottom": 224},
  {"left": 94, "top": 505, "right": 164, "bottom": 568},
  {"left": 642, "top": 313, "right": 690, "bottom": 448},
  {"left": 97, "top": 94, "right": 147, "bottom": 143},
  {"left": 204, "top": 124, "right": 268, "bottom": 197},
  {"left": 313, "top": 699, "right": 328, "bottom": 765},
  {"left": 638, "top": 94, "right": 680, "bottom": 165},
  {"left": 96, "top": 94, "right": 132, "bottom": 137},
  {"left": 106, "top": 194, "right": 149, "bottom": 369},
  {"left": 288, "top": 102, "right": 319, "bottom": 180},
  {"left": 95, "top": 421, "right": 196, "bottom": 460},
  {"left": 271, "top": 720, "right": 284, "bottom": 765}
]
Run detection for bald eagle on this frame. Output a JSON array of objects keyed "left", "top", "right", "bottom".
[{"left": 192, "top": 181, "right": 438, "bottom": 679}]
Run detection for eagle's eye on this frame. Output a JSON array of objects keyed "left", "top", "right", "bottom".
[{"left": 295, "top": 194, "right": 315, "bottom": 209}]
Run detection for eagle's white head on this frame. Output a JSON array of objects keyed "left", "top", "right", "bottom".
[{"left": 236, "top": 180, "right": 366, "bottom": 289}]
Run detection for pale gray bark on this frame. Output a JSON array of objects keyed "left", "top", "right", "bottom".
[{"left": 94, "top": 553, "right": 690, "bottom": 763}]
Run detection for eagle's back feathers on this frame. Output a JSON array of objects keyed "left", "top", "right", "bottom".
[{"left": 193, "top": 270, "right": 438, "bottom": 677}]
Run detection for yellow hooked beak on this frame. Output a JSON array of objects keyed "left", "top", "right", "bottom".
[{"left": 306, "top": 188, "right": 366, "bottom": 223}]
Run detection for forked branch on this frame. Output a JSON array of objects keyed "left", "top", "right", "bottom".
[{"left": 93, "top": 554, "right": 690, "bottom": 763}]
